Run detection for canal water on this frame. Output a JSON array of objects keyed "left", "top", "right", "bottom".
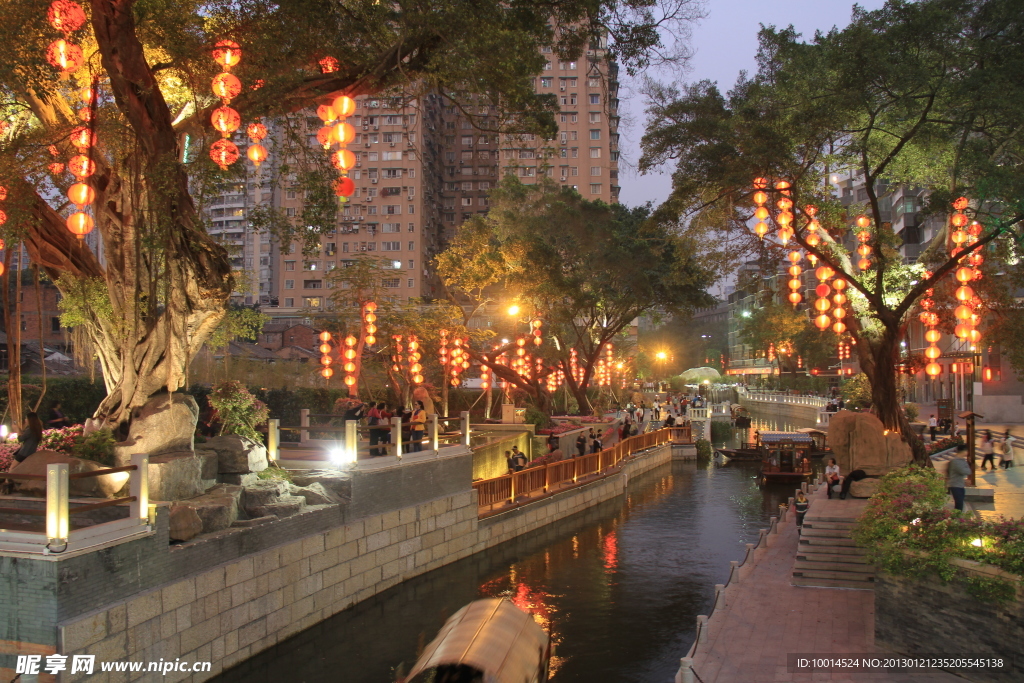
[{"left": 214, "top": 412, "right": 812, "bottom": 683}]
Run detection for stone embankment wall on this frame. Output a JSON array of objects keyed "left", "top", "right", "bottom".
[
  {"left": 875, "top": 567, "right": 1024, "bottom": 683},
  {"left": 738, "top": 397, "right": 819, "bottom": 426},
  {"left": 13, "top": 443, "right": 671, "bottom": 682}
]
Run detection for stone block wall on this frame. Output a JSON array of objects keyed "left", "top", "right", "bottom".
[
  {"left": 875, "top": 570, "right": 1024, "bottom": 683},
  {"left": 9, "top": 443, "right": 672, "bottom": 683}
]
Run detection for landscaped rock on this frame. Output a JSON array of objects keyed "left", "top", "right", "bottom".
[
  {"left": 9, "top": 450, "right": 128, "bottom": 498},
  {"left": 201, "top": 435, "right": 268, "bottom": 474},
  {"left": 289, "top": 482, "right": 339, "bottom": 506},
  {"left": 197, "top": 449, "right": 219, "bottom": 483},
  {"left": 242, "top": 479, "right": 306, "bottom": 518},
  {"left": 187, "top": 484, "right": 242, "bottom": 533},
  {"left": 849, "top": 477, "right": 881, "bottom": 499},
  {"left": 114, "top": 393, "right": 199, "bottom": 463},
  {"left": 168, "top": 504, "right": 203, "bottom": 541},
  {"left": 290, "top": 469, "right": 351, "bottom": 500},
  {"left": 147, "top": 452, "right": 204, "bottom": 501},
  {"left": 827, "top": 411, "right": 912, "bottom": 476}
]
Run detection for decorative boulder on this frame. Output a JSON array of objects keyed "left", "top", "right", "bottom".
[
  {"left": 827, "top": 411, "right": 913, "bottom": 476},
  {"left": 9, "top": 450, "right": 128, "bottom": 498},
  {"left": 849, "top": 477, "right": 881, "bottom": 499},
  {"left": 289, "top": 482, "right": 340, "bottom": 506},
  {"left": 168, "top": 504, "right": 203, "bottom": 542},
  {"left": 114, "top": 393, "right": 199, "bottom": 464},
  {"left": 147, "top": 452, "right": 204, "bottom": 501},
  {"left": 187, "top": 484, "right": 243, "bottom": 533},
  {"left": 290, "top": 470, "right": 351, "bottom": 501},
  {"left": 198, "top": 435, "right": 268, "bottom": 474}
]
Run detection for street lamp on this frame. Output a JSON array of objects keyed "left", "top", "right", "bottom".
[
  {"left": 655, "top": 351, "right": 667, "bottom": 361},
  {"left": 507, "top": 304, "right": 520, "bottom": 316}
]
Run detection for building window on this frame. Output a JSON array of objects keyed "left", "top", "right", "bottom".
[
  {"left": 303, "top": 280, "right": 323, "bottom": 289},
  {"left": 284, "top": 298, "right": 294, "bottom": 307},
  {"left": 51, "top": 317, "right": 61, "bottom": 333},
  {"left": 590, "top": 129, "right": 601, "bottom": 140},
  {"left": 590, "top": 166, "right": 601, "bottom": 176},
  {"left": 285, "top": 207, "right": 295, "bottom": 217},
  {"left": 541, "top": 77, "right": 552, "bottom": 88},
  {"left": 342, "top": 243, "right": 350, "bottom": 253},
  {"left": 304, "top": 261, "right": 319, "bottom": 271},
  {"left": 590, "top": 184, "right": 602, "bottom": 194},
  {"left": 286, "top": 190, "right": 296, "bottom": 199},
  {"left": 285, "top": 261, "right": 296, "bottom": 271},
  {"left": 285, "top": 280, "right": 294, "bottom": 289},
  {"left": 570, "top": 167, "right": 578, "bottom": 176},
  {"left": 590, "top": 94, "right": 600, "bottom": 104},
  {"left": 590, "top": 147, "right": 602, "bottom": 158},
  {"left": 408, "top": 260, "right": 414, "bottom": 269},
  {"left": 382, "top": 223, "right": 400, "bottom": 233},
  {"left": 589, "top": 112, "right": 601, "bottom": 123},
  {"left": 408, "top": 223, "right": 415, "bottom": 232},
  {"left": 408, "top": 241, "right": 415, "bottom": 251},
  {"left": 382, "top": 241, "right": 401, "bottom": 251},
  {"left": 382, "top": 278, "right": 401, "bottom": 288},
  {"left": 408, "top": 279, "right": 414, "bottom": 289}
]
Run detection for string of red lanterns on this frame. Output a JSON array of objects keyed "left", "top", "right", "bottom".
[
  {"left": 342, "top": 334, "right": 358, "bottom": 387},
  {"left": 407, "top": 334, "right": 423, "bottom": 385},
  {"left": 45, "top": 1, "right": 86, "bottom": 75},
  {"left": 919, "top": 271, "right": 942, "bottom": 377},
  {"left": 949, "top": 197, "right": 984, "bottom": 346},
  {"left": 854, "top": 215, "right": 873, "bottom": 271},
  {"left": 319, "top": 331, "right": 333, "bottom": 379},
  {"left": 316, "top": 94, "right": 357, "bottom": 204},
  {"left": 210, "top": 40, "right": 243, "bottom": 169},
  {"left": 362, "top": 301, "right": 377, "bottom": 346},
  {"left": 531, "top": 318, "right": 543, "bottom": 346},
  {"left": 0, "top": 184, "right": 6, "bottom": 276}
]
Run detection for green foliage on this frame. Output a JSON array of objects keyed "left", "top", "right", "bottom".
[
  {"left": 523, "top": 406, "right": 551, "bottom": 430},
  {"left": 71, "top": 430, "right": 116, "bottom": 468},
  {"left": 963, "top": 574, "right": 1018, "bottom": 605},
  {"left": 55, "top": 275, "right": 113, "bottom": 329},
  {"left": 695, "top": 439, "right": 712, "bottom": 459},
  {"left": 854, "top": 465, "right": 1024, "bottom": 604},
  {"left": 2, "top": 377, "right": 109, "bottom": 425},
  {"left": 841, "top": 373, "right": 873, "bottom": 409},
  {"left": 256, "top": 465, "right": 293, "bottom": 482},
  {"left": 207, "top": 306, "right": 271, "bottom": 350},
  {"left": 903, "top": 402, "right": 920, "bottom": 422},
  {"left": 710, "top": 421, "right": 732, "bottom": 443},
  {"left": 208, "top": 381, "right": 270, "bottom": 442}
]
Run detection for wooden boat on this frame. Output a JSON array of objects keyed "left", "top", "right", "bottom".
[
  {"left": 758, "top": 432, "right": 815, "bottom": 484},
  {"left": 402, "top": 598, "right": 551, "bottom": 683},
  {"left": 794, "top": 427, "right": 833, "bottom": 458}
]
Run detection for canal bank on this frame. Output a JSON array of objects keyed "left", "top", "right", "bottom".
[{"left": 210, "top": 457, "right": 794, "bottom": 682}]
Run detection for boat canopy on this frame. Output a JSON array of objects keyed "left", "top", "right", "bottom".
[
  {"left": 758, "top": 431, "right": 814, "bottom": 444},
  {"left": 405, "top": 599, "right": 550, "bottom": 683}
]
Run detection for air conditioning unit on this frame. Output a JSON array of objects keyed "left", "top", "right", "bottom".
[
  {"left": 560, "top": 176, "right": 567, "bottom": 182},
  {"left": 372, "top": 178, "right": 378, "bottom": 184},
  {"left": 365, "top": 142, "right": 371, "bottom": 148},
  {"left": 362, "top": 125, "right": 369, "bottom": 131},
  {"left": 373, "top": 125, "right": 379, "bottom": 130},
  {"left": 390, "top": 142, "right": 395, "bottom": 147},
  {"left": 560, "top": 86, "right": 566, "bottom": 92}
]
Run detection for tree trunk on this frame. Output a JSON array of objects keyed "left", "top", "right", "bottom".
[
  {"left": 32, "top": 265, "right": 46, "bottom": 412},
  {"left": 2, "top": 249, "right": 21, "bottom": 429},
  {"left": 859, "top": 324, "right": 927, "bottom": 463}
]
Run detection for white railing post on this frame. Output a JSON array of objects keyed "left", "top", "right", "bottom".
[
  {"left": 345, "top": 420, "right": 358, "bottom": 462},
  {"left": 267, "top": 419, "right": 280, "bottom": 462},
  {"left": 430, "top": 413, "right": 439, "bottom": 452},
  {"left": 461, "top": 410, "right": 471, "bottom": 447},
  {"left": 45, "top": 463, "right": 69, "bottom": 550},
  {"left": 729, "top": 560, "right": 740, "bottom": 584},
  {"left": 391, "top": 417, "right": 403, "bottom": 458},
  {"left": 300, "top": 408, "right": 310, "bottom": 444},
  {"left": 130, "top": 454, "right": 149, "bottom": 524}
]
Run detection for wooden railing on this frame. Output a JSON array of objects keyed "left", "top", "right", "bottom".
[
  {"left": 473, "top": 427, "right": 674, "bottom": 511},
  {"left": 0, "top": 454, "right": 152, "bottom": 555}
]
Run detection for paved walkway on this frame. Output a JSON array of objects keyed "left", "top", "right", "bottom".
[{"left": 688, "top": 487, "right": 961, "bottom": 683}]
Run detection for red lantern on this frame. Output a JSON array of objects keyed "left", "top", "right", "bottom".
[
  {"left": 209, "top": 139, "right": 239, "bottom": 170},
  {"left": 69, "top": 126, "right": 92, "bottom": 150},
  {"left": 48, "top": 1, "right": 87, "bottom": 33},
  {"left": 0, "top": 186, "right": 6, "bottom": 201},
  {"left": 68, "top": 182, "right": 94, "bottom": 207},
  {"left": 67, "top": 155, "right": 95, "bottom": 178},
  {"left": 333, "top": 122, "right": 356, "bottom": 144},
  {"left": 319, "top": 56, "right": 340, "bottom": 73},
  {"left": 815, "top": 314, "right": 831, "bottom": 330},
  {"left": 46, "top": 39, "right": 84, "bottom": 73},
  {"left": 832, "top": 321, "right": 846, "bottom": 334},
  {"left": 247, "top": 144, "right": 268, "bottom": 167},
  {"left": 48, "top": 162, "right": 65, "bottom": 175},
  {"left": 316, "top": 105, "right": 336, "bottom": 123},
  {"left": 0, "top": 209, "right": 5, "bottom": 225},
  {"left": 247, "top": 122, "right": 268, "bottom": 142},
  {"left": 332, "top": 95, "right": 356, "bottom": 119},
  {"left": 66, "top": 211, "right": 94, "bottom": 238},
  {"left": 212, "top": 73, "right": 242, "bottom": 102},
  {"left": 212, "top": 40, "right": 242, "bottom": 70},
  {"left": 211, "top": 106, "right": 241, "bottom": 137},
  {"left": 855, "top": 215, "right": 870, "bottom": 228},
  {"left": 330, "top": 148, "right": 356, "bottom": 170},
  {"left": 322, "top": 367, "right": 334, "bottom": 378},
  {"left": 926, "top": 362, "right": 941, "bottom": 377},
  {"left": 334, "top": 176, "right": 355, "bottom": 197}
]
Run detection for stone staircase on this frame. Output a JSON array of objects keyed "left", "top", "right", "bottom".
[{"left": 792, "top": 516, "right": 875, "bottom": 590}]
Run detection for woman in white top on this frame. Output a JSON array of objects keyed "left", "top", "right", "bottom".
[
  {"left": 1001, "top": 432, "right": 1015, "bottom": 469},
  {"left": 825, "top": 458, "right": 841, "bottom": 499}
]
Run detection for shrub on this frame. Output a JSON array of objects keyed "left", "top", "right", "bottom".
[
  {"left": 209, "top": 381, "right": 270, "bottom": 442},
  {"left": 695, "top": 439, "right": 712, "bottom": 458},
  {"left": 903, "top": 402, "right": 920, "bottom": 422},
  {"left": 0, "top": 443, "right": 16, "bottom": 472},
  {"left": 523, "top": 405, "right": 551, "bottom": 430},
  {"left": 71, "top": 430, "right": 116, "bottom": 467},
  {"left": 40, "top": 425, "right": 85, "bottom": 453},
  {"left": 853, "top": 465, "right": 1024, "bottom": 603},
  {"left": 710, "top": 420, "right": 732, "bottom": 443}
]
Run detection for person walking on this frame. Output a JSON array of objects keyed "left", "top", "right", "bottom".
[
  {"left": 513, "top": 449, "right": 528, "bottom": 472},
  {"left": 794, "top": 491, "right": 810, "bottom": 529},
  {"left": 505, "top": 450, "right": 515, "bottom": 474},
  {"left": 590, "top": 435, "right": 602, "bottom": 454},
  {"left": 947, "top": 445, "right": 972, "bottom": 511},
  {"left": 979, "top": 430, "right": 996, "bottom": 471},
  {"left": 47, "top": 402, "right": 71, "bottom": 429},
  {"left": 1001, "top": 431, "right": 1015, "bottom": 469},
  {"left": 825, "top": 458, "right": 841, "bottom": 499},
  {"left": 619, "top": 419, "right": 630, "bottom": 442},
  {"left": 575, "top": 433, "right": 587, "bottom": 458},
  {"left": 14, "top": 412, "right": 44, "bottom": 463},
  {"left": 627, "top": 402, "right": 636, "bottom": 421},
  {"left": 928, "top": 414, "right": 938, "bottom": 442},
  {"left": 409, "top": 401, "right": 427, "bottom": 452}
]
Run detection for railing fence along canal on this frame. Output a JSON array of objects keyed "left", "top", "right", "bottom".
[
  {"left": 674, "top": 480, "right": 821, "bottom": 683},
  {"left": 472, "top": 425, "right": 693, "bottom": 515}
]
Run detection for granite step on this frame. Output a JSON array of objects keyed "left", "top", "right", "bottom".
[
  {"left": 800, "top": 527, "right": 854, "bottom": 539},
  {"left": 791, "top": 576, "right": 875, "bottom": 590},
  {"left": 803, "top": 520, "right": 857, "bottom": 531},
  {"left": 799, "top": 535, "right": 859, "bottom": 547},
  {"left": 793, "top": 559, "right": 874, "bottom": 575},
  {"left": 795, "top": 551, "right": 869, "bottom": 564}
]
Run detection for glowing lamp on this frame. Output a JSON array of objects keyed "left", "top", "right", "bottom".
[
  {"left": 955, "top": 286, "right": 974, "bottom": 302},
  {"left": 48, "top": 1, "right": 87, "bottom": 32},
  {"left": 815, "top": 284, "right": 830, "bottom": 297},
  {"left": 344, "top": 349, "right": 357, "bottom": 360},
  {"left": 366, "top": 324, "right": 377, "bottom": 334},
  {"left": 925, "top": 345, "right": 941, "bottom": 360},
  {"left": 49, "top": 162, "right": 65, "bottom": 175},
  {"left": 247, "top": 144, "right": 268, "bottom": 166},
  {"left": 753, "top": 177, "right": 768, "bottom": 189},
  {"left": 951, "top": 213, "right": 968, "bottom": 227},
  {"left": 778, "top": 227, "right": 793, "bottom": 244},
  {"left": 806, "top": 233, "right": 820, "bottom": 247},
  {"left": 317, "top": 105, "right": 336, "bottom": 123},
  {"left": 319, "top": 331, "right": 332, "bottom": 342},
  {"left": 815, "top": 314, "right": 831, "bottom": 330},
  {"left": 319, "top": 343, "right": 331, "bottom": 354},
  {"left": 0, "top": 210, "right": 5, "bottom": 226},
  {"left": 856, "top": 230, "right": 870, "bottom": 243},
  {"left": 815, "top": 266, "right": 834, "bottom": 281},
  {"left": 344, "top": 376, "right": 356, "bottom": 387},
  {"left": 320, "top": 356, "right": 333, "bottom": 366},
  {"left": 787, "top": 292, "right": 802, "bottom": 304},
  {"left": 788, "top": 265, "right": 802, "bottom": 277},
  {"left": 968, "top": 329, "right": 982, "bottom": 344},
  {"left": 925, "top": 329, "right": 941, "bottom": 343},
  {"left": 332, "top": 95, "right": 356, "bottom": 118},
  {"left": 334, "top": 176, "right": 355, "bottom": 197},
  {"left": 833, "top": 293, "right": 847, "bottom": 305},
  {"left": 833, "top": 278, "right": 847, "bottom": 291},
  {"left": 855, "top": 215, "right": 870, "bottom": 228},
  {"left": 365, "top": 335, "right": 376, "bottom": 345},
  {"left": 321, "top": 367, "right": 334, "bottom": 378},
  {"left": 858, "top": 258, "right": 871, "bottom": 271},
  {"left": 78, "top": 108, "right": 92, "bottom": 122},
  {"left": 69, "top": 126, "right": 92, "bottom": 150},
  {"left": 814, "top": 298, "right": 831, "bottom": 312},
  {"left": 968, "top": 222, "right": 983, "bottom": 237},
  {"left": 319, "top": 56, "right": 340, "bottom": 73},
  {"left": 776, "top": 197, "right": 793, "bottom": 211},
  {"left": 857, "top": 244, "right": 872, "bottom": 257},
  {"left": 246, "top": 122, "right": 268, "bottom": 142},
  {"left": 333, "top": 122, "right": 356, "bottom": 144},
  {"left": 212, "top": 73, "right": 242, "bottom": 101},
  {"left": 330, "top": 149, "right": 356, "bottom": 170},
  {"left": 209, "top": 139, "right": 239, "bottom": 169},
  {"left": 66, "top": 211, "right": 94, "bottom": 238},
  {"left": 754, "top": 221, "right": 769, "bottom": 237},
  {"left": 777, "top": 211, "right": 793, "bottom": 225},
  {"left": 752, "top": 191, "right": 768, "bottom": 204},
  {"left": 68, "top": 182, "right": 95, "bottom": 207},
  {"left": 832, "top": 307, "right": 846, "bottom": 319},
  {"left": 67, "top": 155, "right": 95, "bottom": 178},
  {"left": 754, "top": 207, "right": 770, "bottom": 220},
  {"left": 951, "top": 230, "right": 967, "bottom": 245},
  {"left": 212, "top": 106, "right": 241, "bottom": 137},
  {"left": 213, "top": 40, "right": 242, "bottom": 70},
  {"left": 775, "top": 180, "right": 790, "bottom": 190},
  {"left": 365, "top": 312, "right": 377, "bottom": 323},
  {"left": 787, "top": 250, "right": 801, "bottom": 263},
  {"left": 954, "top": 304, "right": 972, "bottom": 320},
  {"left": 365, "top": 301, "right": 377, "bottom": 312},
  {"left": 317, "top": 126, "right": 336, "bottom": 148},
  {"left": 343, "top": 362, "right": 356, "bottom": 372},
  {"left": 926, "top": 362, "right": 941, "bottom": 377},
  {"left": 919, "top": 312, "right": 938, "bottom": 326},
  {"left": 954, "top": 324, "right": 970, "bottom": 339},
  {"left": 0, "top": 187, "right": 6, "bottom": 201},
  {"left": 985, "top": 367, "right": 992, "bottom": 381},
  {"left": 832, "top": 322, "right": 846, "bottom": 334},
  {"left": 46, "top": 39, "right": 84, "bottom": 72},
  {"left": 788, "top": 278, "right": 802, "bottom": 290}
]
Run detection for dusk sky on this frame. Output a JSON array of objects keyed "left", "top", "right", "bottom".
[{"left": 618, "top": 0, "right": 889, "bottom": 209}]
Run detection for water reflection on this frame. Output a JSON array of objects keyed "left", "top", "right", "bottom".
[{"left": 212, "top": 460, "right": 792, "bottom": 683}]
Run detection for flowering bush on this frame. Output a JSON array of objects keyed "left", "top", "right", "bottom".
[
  {"left": 924, "top": 434, "right": 964, "bottom": 456},
  {"left": 40, "top": 425, "right": 85, "bottom": 453},
  {"left": 209, "top": 381, "right": 270, "bottom": 442},
  {"left": 853, "top": 465, "right": 1024, "bottom": 602},
  {"left": 0, "top": 443, "right": 17, "bottom": 472}
]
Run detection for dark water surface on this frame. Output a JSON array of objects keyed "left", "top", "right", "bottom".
[{"left": 213, "top": 454, "right": 799, "bottom": 683}]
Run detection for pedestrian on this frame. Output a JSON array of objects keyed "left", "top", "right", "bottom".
[
  {"left": 825, "top": 457, "right": 841, "bottom": 499},
  {"left": 637, "top": 406, "right": 645, "bottom": 423},
  {"left": 619, "top": 419, "right": 630, "bottom": 442},
  {"left": 379, "top": 403, "right": 394, "bottom": 453},
  {"left": 928, "top": 414, "right": 937, "bottom": 442},
  {"left": 794, "top": 491, "right": 809, "bottom": 529},
  {"left": 409, "top": 400, "right": 427, "bottom": 452},
  {"left": 547, "top": 431, "right": 560, "bottom": 453},
  {"left": 575, "top": 433, "right": 587, "bottom": 458},
  {"left": 366, "top": 402, "right": 383, "bottom": 456},
  {"left": 590, "top": 436, "right": 602, "bottom": 453},
  {"left": 1000, "top": 431, "right": 1015, "bottom": 469},
  {"left": 979, "top": 430, "right": 996, "bottom": 471},
  {"left": 47, "top": 402, "right": 71, "bottom": 429},
  {"left": 505, "top": 450, "right": 515, "bottom": 474},
  {"left": 947, "top": 445, "right": 972, "bottom": 511},
  {"left": 627, "top": 402, "right": 636, "bottom": 420},
  {"left": 513, "top": 449, "right": 528, "bottom": 471},
  {"left": 14, "top": 412, "right": 44, "bottom": 463}
]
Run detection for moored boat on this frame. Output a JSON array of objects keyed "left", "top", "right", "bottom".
[{"left": 758, "top": 432, "right": 815, "bottom": 484}]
